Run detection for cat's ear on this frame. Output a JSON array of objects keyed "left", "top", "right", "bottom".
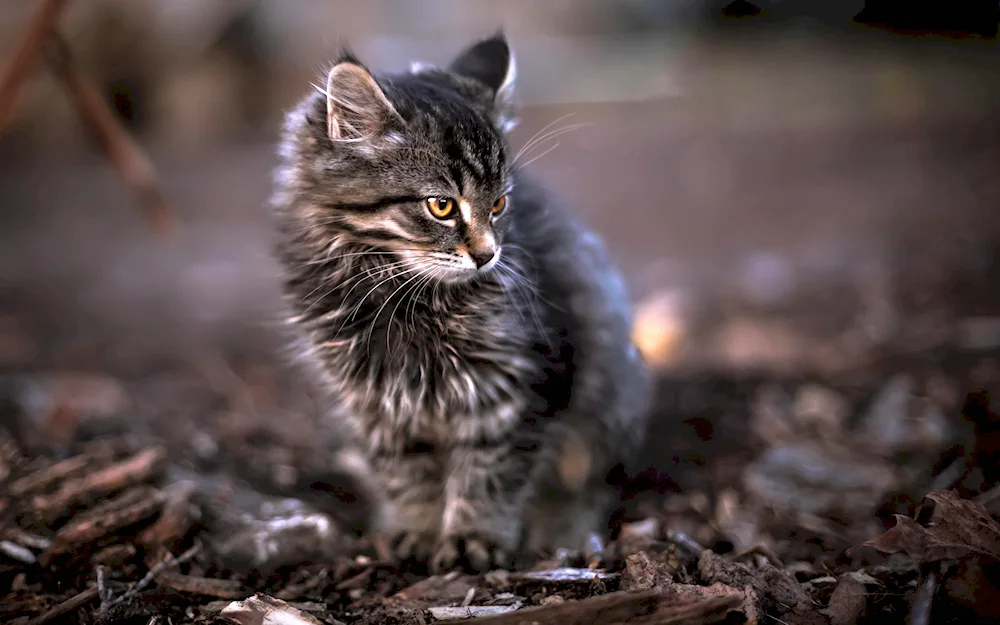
[
  {"left": 324, "top": 61, "right": 401, "bottom": 141},
  {"left": 450, "top": 32, "right": 517, "bottom": 131}
]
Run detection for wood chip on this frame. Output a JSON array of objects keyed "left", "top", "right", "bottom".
[
  {"left": 457, "top": 591, "right": 741, "bottom": 625},
  {"left": 0, "top": 540, "right": 36, "bottom": 564},
  {"left": 157, "top": 572, "right": 246, "bottom": 599},
  {"left": 31, "top": 447, "right": 168, "bottom": 524},
  {"left": 514, "top": 567, "right": 616, "bottom": 582},
  {"left": 428, "top": 605, "right": 521, "bottom": 620},
  {"left": 40, "top": 485, "right": 165, "bottom": 566},
  {"left": 220, "top": 594, "right": 339, "bottom": 625},
  {"left": 8, "top": 454, "right": 92, "bottom": 498}
]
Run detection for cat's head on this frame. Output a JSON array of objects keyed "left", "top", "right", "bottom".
[{"left": 284, "top": 33, "right": 519, "bottom": 283}]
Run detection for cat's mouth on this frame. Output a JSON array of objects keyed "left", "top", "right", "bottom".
[{"left": 396, "top": 248, "right": 502, "bottom": 285}]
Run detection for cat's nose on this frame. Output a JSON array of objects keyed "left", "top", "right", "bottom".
[{"left": 469, "top": 248, "right": 496, "bottom": 270}]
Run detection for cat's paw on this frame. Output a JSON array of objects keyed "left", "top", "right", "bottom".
[
  {"left": 389, "top": 530, "right": 436, "bottom": 563},
  {"left": 430, "top": 533, "right": 510, "bottom": 574}
]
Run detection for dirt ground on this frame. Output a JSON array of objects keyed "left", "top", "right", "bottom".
[{"left": 2, "top": 84, "right": 1000, "bottom": 624}]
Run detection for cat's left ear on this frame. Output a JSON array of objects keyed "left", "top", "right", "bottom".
[{"left": 450, "top": 32, "right": 517, "bottom": 132}]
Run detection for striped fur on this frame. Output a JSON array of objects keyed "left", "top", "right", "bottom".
[{"left": 269, "top": 33, "right": 650, "bottom": 572}]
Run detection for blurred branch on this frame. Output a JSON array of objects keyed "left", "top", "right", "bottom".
[
  {"left": 44, "top": 34, "right": 175, "bottom": 235},
  {"left": 0, "top": 0, "right": 71, "bottom": 136}
]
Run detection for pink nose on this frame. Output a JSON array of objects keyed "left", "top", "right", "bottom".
[{"left": 469, "top": 249, "right": 495, "bottom": 268}]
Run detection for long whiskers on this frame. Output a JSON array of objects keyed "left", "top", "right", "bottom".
[
  {"left": 386, "top": 266, "right": 441, "bottom": 357},
  {"left": 298, "top": 257, "right": 421, "bottom": 313},
  {"left": 367, "top": 267, "right": 433, "bottom": 358},
  {"left": 509, "top": 113, "right": 574, "bottom": 165},
  {"left": 508, "top": 114, "right": 592, "bottom": 171}
]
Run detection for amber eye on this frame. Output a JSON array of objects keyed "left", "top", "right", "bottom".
[
  {"left": 491, "top": 195, "right": 508, "bottom": 216},
  {"left": 426, "top": 197, "right": 455, "bottom": 219}
]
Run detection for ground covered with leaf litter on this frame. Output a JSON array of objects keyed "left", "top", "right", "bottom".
[{"left": 3, "top": 246, "right": 1000, "bottom": 624}]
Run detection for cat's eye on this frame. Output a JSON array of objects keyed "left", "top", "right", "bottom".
[
  {"left": 426, "top": 197, "right": 455, "bottom": 219},
  {"left": 491, "top": 195, "right": 508, "bottom": 216}
]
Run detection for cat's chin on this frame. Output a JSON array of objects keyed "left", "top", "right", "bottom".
[{"left": 433, "top": 267, "right": 483, "bottom": 286}]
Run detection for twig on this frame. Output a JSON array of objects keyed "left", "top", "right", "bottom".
[
  {"left": 461, "top": 586, "right": 476, "bottom": 608},
  {"left": 43, "top": 34, "right": 175, "bottom": 235},
  {"left": 96, "top": 565, "right": 112, "bottom": 617},
  {"left": 0, "top": 0, "right": 70, "bottom": 136},
  {"left": 665, "top": 529, "right": 706, "bottom": 556},
  {"left": 24, "top": 587, "right": 99, "bottom": 625},
  {"left": 106, "top": 543, "right": 201, "bottom": 611},
  {"left": 334, "top": 566, "right": 374, "bottom": 591}
]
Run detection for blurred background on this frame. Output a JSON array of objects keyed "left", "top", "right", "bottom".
[{"left": 2, "top": 0, "right": 1000, "bottom": 560}]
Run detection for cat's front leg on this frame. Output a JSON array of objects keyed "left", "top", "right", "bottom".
[
  {"left": 432, "top": 436, "right": 538, "bottom": 573},
  {"left": 371, "top": 451, "right": 445, "bottom": 563}
]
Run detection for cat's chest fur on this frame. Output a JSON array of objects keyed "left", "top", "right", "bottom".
[{"left": 312, "top": 275, "right": 544, "bottom": 451}]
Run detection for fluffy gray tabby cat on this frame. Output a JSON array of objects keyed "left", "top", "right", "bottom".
[{"left": 270, "top": 33, "right": 650, "bottom": 572}]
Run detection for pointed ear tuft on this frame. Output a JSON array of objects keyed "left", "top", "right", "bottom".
[
  {"left": 450, "top": 32, "right": 517, "bottom": 131},
  {"left": 325, "top": 62, "right": 400, "bottom": 142}
]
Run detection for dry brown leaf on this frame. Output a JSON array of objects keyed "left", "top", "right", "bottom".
[{"left": 856, "top": 490, "right": 1000, "bottom": 564}]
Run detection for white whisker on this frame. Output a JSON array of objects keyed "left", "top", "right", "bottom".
[{"left": 369, "top": 268, "right": 430, "bottom": 358}]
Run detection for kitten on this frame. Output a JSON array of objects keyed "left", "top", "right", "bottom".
[{"left": 270, "top": 32, "right": 650, "bottom": 572}]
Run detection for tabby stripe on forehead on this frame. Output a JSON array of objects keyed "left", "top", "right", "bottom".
[
  {"left": 329, "top": 195, "right": 423, "bottom": 212},
  {"left": 444, "top": 139, "right": 486, "bottom": 189}
]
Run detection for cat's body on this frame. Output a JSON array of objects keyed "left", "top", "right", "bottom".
[{"left": 270, "top": 34, "right": 649, "bottom": 572}]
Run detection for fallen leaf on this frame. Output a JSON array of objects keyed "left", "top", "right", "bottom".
[
  {"left": 856, "top": 490, "right": 1000, "bottom": 564},
  {"left": 823, "top": 574, "right": 868, "bottom": 625}
]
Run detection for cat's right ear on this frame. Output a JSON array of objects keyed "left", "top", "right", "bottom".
[
  {"left": 450, "top": 32, "right": 518, "bottom": 132},
  {"left": 324, "top": 62, "right": 401, "bottom": 142}
]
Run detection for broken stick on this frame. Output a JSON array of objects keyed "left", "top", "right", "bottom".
[
  {"left": 24, "top": 587, "right": 99, "bottom": 625},
  {"left": 0, "top": 0, "right": 70, "bottom": 136},
  {"left": 464, "top": 590, "right": 741, "bottom": 625},
  {"left": 43, "top": 34, "right": 175, "bottom": 235}
]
